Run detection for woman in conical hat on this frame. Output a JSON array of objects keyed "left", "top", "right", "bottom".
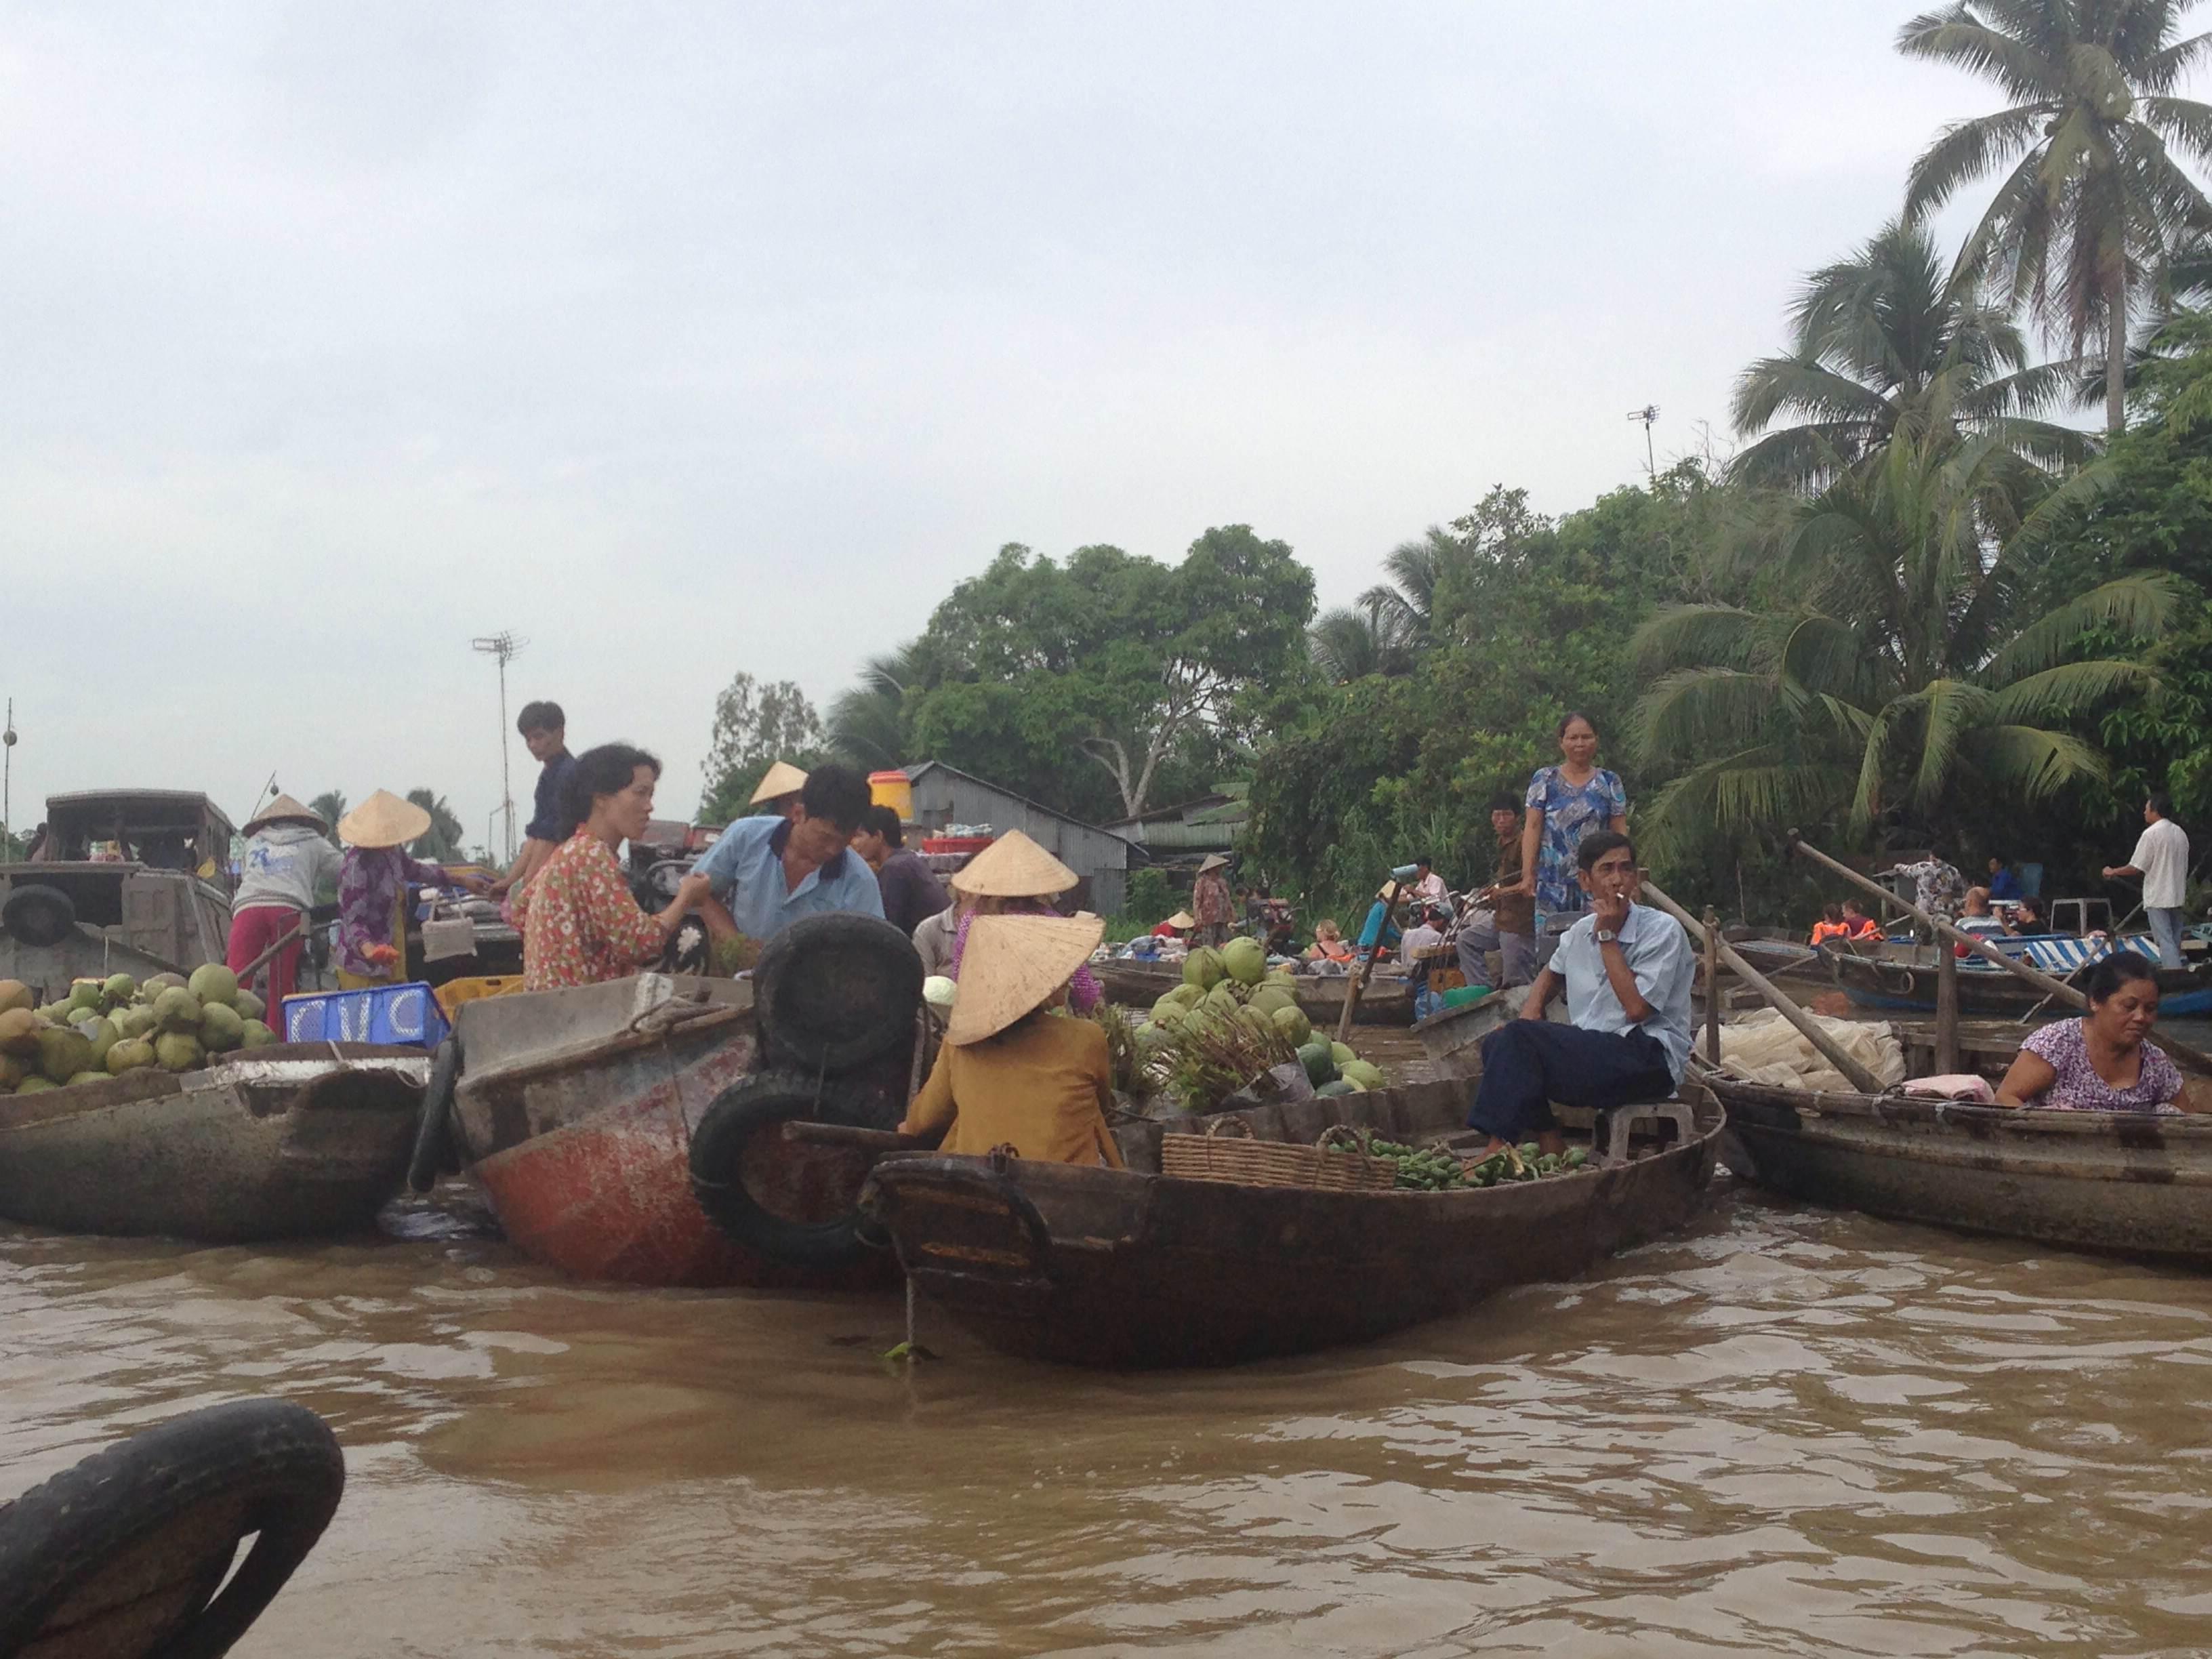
[
  {"left": 226, "top": 792, "right": 341, "bottom": 1015},
  {"left": 334, "top": 790, "right": 488, "bottom": 989},
  {"left": 930, "top": 830, "right": 1102, "bottom": 1011},
  {"left": 899, "top": 913, "right": 1124, "bottom": 1168}
]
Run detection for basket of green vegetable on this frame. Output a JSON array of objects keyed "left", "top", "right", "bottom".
[{"left": 1160, "top": 1118, "right": 1398, "bottom": 1193}]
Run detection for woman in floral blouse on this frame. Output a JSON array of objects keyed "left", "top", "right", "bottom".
[{"left": 516, "top": 744, "right": 713, "bottom": 992}]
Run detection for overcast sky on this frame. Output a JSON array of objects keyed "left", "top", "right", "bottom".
[{"left": 0, "top": 3, "right": 2096, "bottom": 845}]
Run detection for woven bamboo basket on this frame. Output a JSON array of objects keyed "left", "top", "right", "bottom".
[{"left": 1160, "top": 1119, "right": 1398, "bottom": 1193}]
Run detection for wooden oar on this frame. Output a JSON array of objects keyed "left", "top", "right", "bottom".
[
  {"left": 1790, "top": 832, "right": 2212, "bottom": 1082},
  {"left": 1639, "top": 878, "right": 1885, "bottom": 1094}
]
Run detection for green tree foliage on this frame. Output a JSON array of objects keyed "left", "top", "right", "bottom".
[
  {"left": 1731, "top": 219, "right": 2091, "bottom": 491},
  {"left": 825, "top": 644, "right": 926, "bottom": 771},
  {"left": 1899, "top": 0, "right": 2212, "bottom": 432},
  {"left": 1633, "top": 431, "right": 2182, "bottom": 854},
  {"left": 700, "top": 673, "right": 824, "bottom": 823},
  {"left": 307, "top": 791, "right": 347, "bottom": 847},
  {"left": 405, "top": 789, "right": 468, "bottom": 862}
]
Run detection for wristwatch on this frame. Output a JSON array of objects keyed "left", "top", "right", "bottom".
[{"left": 1595, "top": 929, "right": 1618, "bottom": 945}]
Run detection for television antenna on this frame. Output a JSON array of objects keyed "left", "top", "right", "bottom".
[
  {"left": 1626, "top": 404, "right": 1659, "bottom": 479},
  {"left": 471, "top": 632, "right": 528, "bottom": 861},
  {"left": 2, "top": 698, "right": 15, "bottom": 853}
]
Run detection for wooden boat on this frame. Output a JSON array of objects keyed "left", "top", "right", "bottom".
[
  {"left": 445, "top": 973, "right": 898, "bottom": 1289},
  {"left": 1412, "top": 988, "right": 1517, "bottom": 1078},
  {"left": 0, "top": 1044, "right": 425, "bottom": 1242},
  {"left": 862, "top": 1078, "right": 1722, "bottom": 1368},
  {"left": 1711, "top": 1070, "right": 2212, "bottom": 1263},
  {"left": 1091, "top": 957, "right": 1417, "bottom": 1026},
  {"left": 1827, "top": 939, "right": 2212, "bottom": 1017}
]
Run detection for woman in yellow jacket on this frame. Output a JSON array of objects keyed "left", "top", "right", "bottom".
[{"left": 900, "top": 912, "right": 1124, "bottom": 1168}]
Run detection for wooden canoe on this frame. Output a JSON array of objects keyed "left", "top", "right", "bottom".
[
  {"left": 862, "top": 1077, "right": 1722, "bottom": 1368},
  {"left": 446, "top": 974, "right": 898, "bottom": 1290},
  {"left": 1092, "top": 958, "right": 1417, "bottom": 1025},
  {"left": 1411, "top": 989, "right": 1517, "bottom": 1078},
  {"left": 0, "top": 1044, "right": 426, "bottom": 1242},
  {"left": 1711, "top": 1071, "right": 2212, "bottom": 1264},
  {"left": 1826, "top": 941, "right": 2212, "bottom": 1017}
]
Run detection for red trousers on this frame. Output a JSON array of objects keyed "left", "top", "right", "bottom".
[{"left": 227, "top": 903, "right": 306, "bottom": 1019}]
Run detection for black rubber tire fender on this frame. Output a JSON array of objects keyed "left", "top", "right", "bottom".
[
  {"left": 752, "top": 912, "right": 923, "bottom": 1075},
  {"left": 689, "top": 1070, "right": 881, "bottom": 1269},
  {"left": 0, "top": 1398, "right": 345, "bottom": 1659},
  {"left": 406, "top": 1038, "right": 462, "bottom": 1194},
  {"left": 1, "top": 882, "right": 77, "bottom": 949}
]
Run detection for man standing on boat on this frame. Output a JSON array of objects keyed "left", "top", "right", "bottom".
[
  {"left": 1456, "top": 795, "right": 1536, "bottom": 989},
  {"left": 492, "top": 700, "right": 576, "bottom": 899},
  {"left": 2106, "top": 794, "right": 2190, "bottom": 970},
  {"left": 693, "top": 763, "right": 882, "bottom": 945},
  {"left": 1465, "top": 832, "right": 1694, "bottom": 1158}
]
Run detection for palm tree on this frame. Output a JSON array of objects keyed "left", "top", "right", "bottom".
[
  {"left": 1633, "top": 430, "right": 2182, "bottom": 848},
  {"left": 1900, "top": 0, "right": 2212, "bottom": 433},
  {"left": 826, "top": 643, "right": 924, "bottom": 769},
  {"left": 405, "top": 790, "right": 468, "bottom": 862},
  {"left": 1355, "top": 528, "right": 1452, "bottom": 649},
  {"left": 1309, "top": 598, "right": 1418, "bottom": 682},
  {"left": 1732, "top": 220, "right": 2093, "bottom": 491},
  {"left": 307, "top": 791, "right": 347, "bottom": 846}
]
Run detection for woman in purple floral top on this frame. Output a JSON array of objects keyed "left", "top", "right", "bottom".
[
  {"left": 333, "top": 791, "right": 486, "bottom": 987},
  {"left": 1996, "top": 951, "right": 2198, "bottom": 1114}
]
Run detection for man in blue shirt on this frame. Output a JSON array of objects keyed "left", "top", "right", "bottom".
[
  {"left": 1467, "top": 831, "right": 1694, "bottom": 1156},
  {"left": 693, "top": 763, "right": 884, "bottom": 944}
]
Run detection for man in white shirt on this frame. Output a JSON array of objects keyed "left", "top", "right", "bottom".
[
  {"left": 2106, "top": 794, "right": 2190, "bottom": 970},
  {"left": 1466, "top": 831, "right": 1695, "bottom": 1155},
  {"left": 1399, "top": 904, "right": 1449, "bottom": 1019},
  {"left": 1408, "top": 856, "right": 1448, "bottom": 907}
]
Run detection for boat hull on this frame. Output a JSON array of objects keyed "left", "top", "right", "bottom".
[
  {"left": 451, "top": 976, "right": 898, "bottom": 1290},
  {"left": 0, "top": 1044, "right": 424, "bottom": 1242},
  {"left": 1411, "top": 989, "right": 1514, "bottom": 1078},
  {"left": 865, "top": 1078, "right": 1721, "bottom": 1368},
  {"left": 1092, "top": 959, "right": 1416, "bottom": 1026},
  {"left": 1827, "top": 944, "right": 2212, "bottom": 1017},
  {"left": 1713, "top": 1074, "right": 2212, "bottom": 1264}
]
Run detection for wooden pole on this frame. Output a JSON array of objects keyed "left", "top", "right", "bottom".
[
  {"left": 1934, "top": 936, "right": 1961, "bottom": 1073},
  {"left": 1788, "top": 831, "right": 2212, "bottom": 1081},
  {"left": 1337, "top": 880, "right": 1401, "bottom": 1043},
  {"left": 1702, "top": 905, "right": 1723, "bottom": 1065},
  {"left": 1640, "top": 878, "right": 1885, "bottom": 1095}
]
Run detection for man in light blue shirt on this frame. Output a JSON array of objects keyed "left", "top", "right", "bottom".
[
  {"left": 1467, "top": 830, "right": 1694, "bottom": 1155},
  {"left": 694, "top": 764, "right": 884, "bottom": 945}
]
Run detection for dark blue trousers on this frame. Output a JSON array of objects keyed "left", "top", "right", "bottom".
[{"left": 1467, "top": 1020, "right": 1675, "bottom": 1141}]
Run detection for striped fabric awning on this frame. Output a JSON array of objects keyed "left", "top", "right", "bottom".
[{"left": 2013, "top": 935, "right": 2163, "bottom": 977}]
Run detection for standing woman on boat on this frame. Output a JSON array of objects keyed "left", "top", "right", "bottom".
[
  {"left": 515, "top": 745, "right": 712, "bottom": 992},
  {"left": 227, "top": 794, "right": 342, "bottom": 1011},
  {"left": 899, "top": 912, "right": 1124, "bottom": 1168},
  {"left": 334, "top": 791, "right": 490, "bottom": 989},
  {"left": 1517, "top": 713, "right": 1628, "bottom": 969},
  {"left": 1995, "top": 951, "right": 2202, "bottom": 1113}
]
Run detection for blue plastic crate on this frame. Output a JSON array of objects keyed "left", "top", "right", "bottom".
[{"left": 281, "top": 982, "right": 452, "bottom": 1049}]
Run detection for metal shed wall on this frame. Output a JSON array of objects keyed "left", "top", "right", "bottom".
[{"left": 906, "top": 766, "right": 1133, "bottom": 916}]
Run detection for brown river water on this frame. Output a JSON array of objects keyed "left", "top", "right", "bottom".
[{"left": 9, "top": 1167, "right": 2212, "bottom": 1659}]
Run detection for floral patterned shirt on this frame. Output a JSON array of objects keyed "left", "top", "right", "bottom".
[
  {"left": 1192, "top": 871, "right": 1233, "bottom": 928},
  {"left": 1524, "top": 765, "right": 1628, "bottom": 924},
  {"left": 337, "top": 846, "right": 445, "bottom": 979},
  {"left": 2020, "top": 1019, "right": 2184, "bottom": 1114},
  {"left": 516, "top": 830, "right": 668, "bottom": 991}
]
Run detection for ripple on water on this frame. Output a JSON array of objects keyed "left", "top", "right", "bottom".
[{"left": 5, "top": 1185, "right": 2212, "bottom": 1656}]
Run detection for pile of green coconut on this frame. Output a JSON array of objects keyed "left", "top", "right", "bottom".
[
  {"left": 0, "top": 966, "right": 280, "bottom": 1094},
  {"left": 1138, "top": 936, "right": 1387, "bottom": 1108}
]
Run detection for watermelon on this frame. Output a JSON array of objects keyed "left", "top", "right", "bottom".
[{"left": 1296, "top": 1040, "right": 1337, "bottom": 1087}]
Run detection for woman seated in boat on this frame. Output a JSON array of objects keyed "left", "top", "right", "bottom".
[
  {"left": 899, "top": 913, "right": 1125, "bottom": 1168},
  {"left": 2001, "top": 895, "right": 2050, "bottom": 937},
  {"left": 1809, "top": 904, "right": 1848, "bottom": 946},
  {"left": 1151, "top": 909, "right": 1195, "bottom": 941},
  {"left": 1305, "top": 918, "right": 1354, "bottom": 966},
  {"left": 1995, "top": 952, "right": 2200, "bottom": 1115},
  {"left": 1841, "top": 899, "right": 1883, "bottom": 941},
  {"left": 929, "top": 830, "right": 1101, "bottom": 1012},
  {"left": 516, "top": 743, "right": 714, "bottom": 991}
]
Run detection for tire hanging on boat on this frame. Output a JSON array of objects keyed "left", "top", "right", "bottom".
[
  {"left": 1, "top": 882, "right": 76, "bottom": 947},
  {"left": 0, "top": 1398, "right": 345, "bottom": 1659},
  {"left": 407, "top": 1037, "right": 463, "bottom": 1194},
  {"left": 752, "top": 912, "right": 924, "bottom": 1075},
  {"left": 689, "top": 1070, "right": 882, "bottom": 1268}
]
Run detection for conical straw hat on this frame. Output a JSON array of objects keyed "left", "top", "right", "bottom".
[
  {"left": 750, "top": 760, "right": 810, "bottom": 805},
  {"left": 1164, "top": 910, "right": 1195, "bottom": 929},
  {"left": 1197, "top": 853, "right": 1231, "bottom": 874},
  {"left": 339, "top": 789, "right": 434, "bottom": 850},
  {"left": 948, "top": 829, "right": 1078, "bottom": 898},
  {"left": 947, "top": 912, "right": 1105, "bottom": 1046},
  {"left": 243, "top": 793, "right": 326, "bottom": 836}
]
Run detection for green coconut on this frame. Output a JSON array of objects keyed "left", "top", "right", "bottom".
[
  {"left": 1340, "top": 1059, "right": 1385, "bottom": 1091},
  {"left": 200, "top": 1002, "right": 246, "bottom": 1052},
  {"left": 103, "top": 971, "right": 138, "bottom": 1004},
  {"left": 0, "top": 979, "right": 31, "bottom": 1015},
  {"left": 0, "top": 1007, "right": 36, "bottom": 1055},
  {"left": 1204, "top": 981, "right": 1244, "bottom": 1018},
  {"left": 1181, "top": 947, "right": 1225, "bottom": 991},
  {"left": 186, "top": 962, "right": 239, "bottom": 1008},
  {"left": 239, "top": 1021, "right": 279, "bottom": 1049},
  {"left": 16, "top": 1076, "right": 56, "bottom": 1094},
  {"left": 1270, "top": 1004, "right": 1312, "bottom": 1046},
  {"left": 1221, "top": 936, "right": 1267, "bottom": 987},
  {"left": 77, "top": 1017, "right": 118, "bottom": 1070},
  {"left": 154, "top": 1031, "right": 204, "bottom": 1073},
  {"left": 1164, "top": 983, "right": 1205, "bottom": 1010},
  {"left": 67, "top": 979, "right": 104, "bottom": 1013},
  {"left": 152, "top": 987, "right": 203, "bottom": 1033},
  {"left": 64, "top": 1071, "right": 109, "bottom": 1087},
  {"left": 35, "top": 1025, "right": 94, "bottom": 1084},
  {"left": 1329, "top": 1041, "right": 1357, "bottom": 1066},
  {"left": 1246, "top": 985, "right": 1297, "bottom": 1019},
  {"left": 232, "top": 988, "right": 266, "bottom": 1022},
  {"left": 106, "top": 1037, "right": 158, "bottom": 1075}
]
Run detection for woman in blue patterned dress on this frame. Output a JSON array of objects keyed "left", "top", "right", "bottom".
[{"left": 1517, "top": 712, "right": 1629, "bottom": 969}]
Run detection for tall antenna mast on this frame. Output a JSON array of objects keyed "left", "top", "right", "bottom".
[
  {"left": 471, "top": 632, "right": 528, "bottom": 861},
  {"left": 2, "top": 699, "right": 15, "bottom": 854},
  {"left": 1627, "top": 404, "right": 1660, "bottom": 480}
]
